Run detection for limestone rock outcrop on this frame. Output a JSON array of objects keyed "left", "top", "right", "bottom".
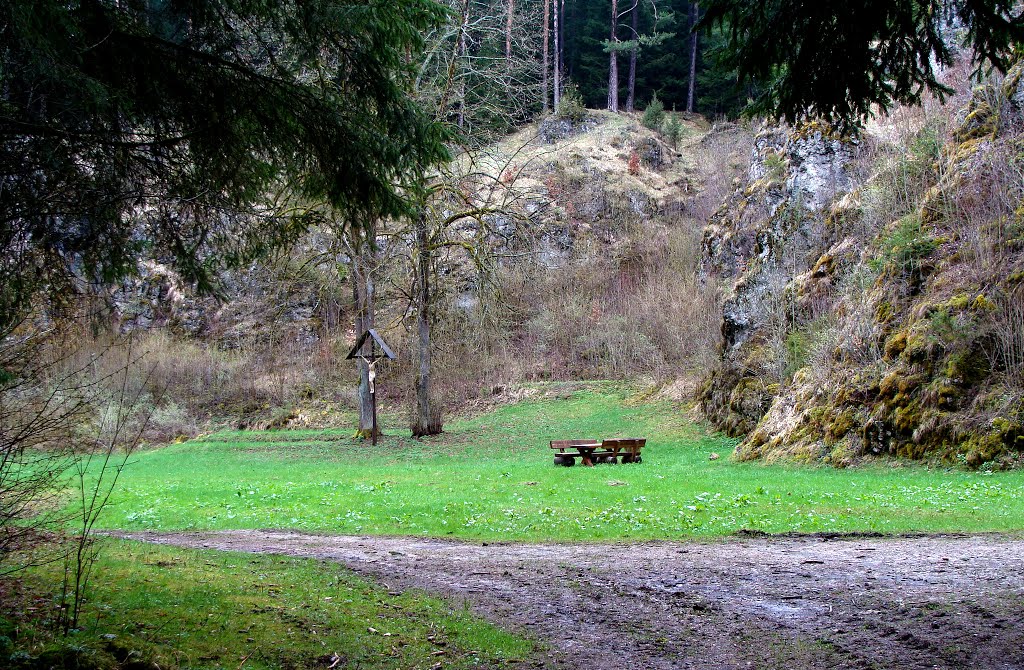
[
  {"left": 699, "top": 123, "right": 857, "bottom": 436},
  {"left": 701, "top": 63, "right": 1024, "bottom": 469}
]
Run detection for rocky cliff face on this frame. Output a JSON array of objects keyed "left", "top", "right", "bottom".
[
  {"left": 700, "top": 65, "right": 1024, "bottom": 469},
  {"left": 698, "top": 122, "right": 857, "bottom": 436},
  {"left": 111, "top": 258, "right": 326, "bottom": 348}
]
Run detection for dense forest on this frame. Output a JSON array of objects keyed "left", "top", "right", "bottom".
[
  {"left": 420, "top": 0, "right": 751, "bottom": 141},
  {"left": 539, "top": 0, "right": 750, "bottom": 116}
]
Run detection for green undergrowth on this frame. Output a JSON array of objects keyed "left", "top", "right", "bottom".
[
  {"left": 4, "top": 540, "right": 531, "bottom": 669},
  {"left": 94, "top": 384, "right": 1024, "bottom": 540}
]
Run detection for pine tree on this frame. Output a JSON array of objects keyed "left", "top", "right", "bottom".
[
  {"left": 702, "top": 0, "right": 1024, "bottom": 127},
  {"left": 608, "top": 0, "right": 621, "bottom": 111},
  {"left": 0, "top": 0, "right": 450, "bottom": 333}
]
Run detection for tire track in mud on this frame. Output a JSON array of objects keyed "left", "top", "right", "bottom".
[{"left": 113, "top": 531, "right": 1024, "bottom": 670}]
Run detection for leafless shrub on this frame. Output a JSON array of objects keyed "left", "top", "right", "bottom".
[
  {"left": 489, "top": 220, "right": 719, "bottom": 382},
  {"left": 688, "top": 125, "right": 754, "bottom": 223},
  {"left": 832, "top": 266, "right": 888, "bottom": 367},
  {"left": 944, "top": 138, "right": 1024, "bottom": 283},
  {"left": 990, "top": 286, "right": 1024, "bottom": 386},
  {"left": 128, "top": 326, "right": 357, "bottom": 432},
  {"left": 0, "top": 312, "right": 155, "bottom": 622},
  {"left": 58, "top": 339, "right": 153, "bottom": 633},
  {"left": 0, "top": 327, "right": 84, "bottom": 572}
]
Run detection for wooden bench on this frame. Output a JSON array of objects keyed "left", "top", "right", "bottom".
[
  {"left": 596, "top": 438, "right": 646, "bottom": 464},
  {"left": 550, "top": 439, "right": 600, "bottom": 466},
  {"left": 550, "top": 438, "right": 646, "bottom": 466}
]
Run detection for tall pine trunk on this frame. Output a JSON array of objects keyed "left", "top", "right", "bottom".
[
  {"left": 687, "top": 1, "right": 699, "bottom": 113},
  {"left": 559, "top": 0, "right": 566, "bottom": 82},
  {"left": 561, "top": 0, "right": 569, "bottom": 80},
  {"left": 607, "top": 0, "right": 619, "bottom": 112},
  {"left": 412, "top": 211, "right": 441, "bottom": 437},
  {"left": 625, "top": 1, "right": 639, "bottom": 112},
  {"left": 553, "top": 0, "right": 561, "bottom": 108},
  {"left": 542, "top": 0, "right": 550, "bottom": 112}
]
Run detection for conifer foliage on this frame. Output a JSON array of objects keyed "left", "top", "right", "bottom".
[
  {"left": 0, "top": 0, "right": 450, "bottom": 332},
  {"left": 702, "top": 0, "right": 1024, "bottom": 128}
]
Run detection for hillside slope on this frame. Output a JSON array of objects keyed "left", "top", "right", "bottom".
[
  {"left": 700, "top": 64, "right": 1024, "bottom": 468},
  {"left": 104, "top": 110, "right": 748, "bottom": 432}
]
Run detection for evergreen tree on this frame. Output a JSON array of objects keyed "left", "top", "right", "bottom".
[
  {"left": 642, "top": 91, "right": 666, "bottom": 129},
  {"left": 696, "top": 21, "right": 752, "bottom": 119},
  {"left": 702, "top": 0, "right": 1024, "bottom": 128},
  {"left": 0, "top": 0, "right": 450, "bottom": 332},
  {"left": 663, "top": 110, "right": 684, "bottom": 146}
]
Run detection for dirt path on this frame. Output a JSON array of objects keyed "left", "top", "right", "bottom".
[{"left": 114, "top": 531, "right": 1024, "bottom": 670}]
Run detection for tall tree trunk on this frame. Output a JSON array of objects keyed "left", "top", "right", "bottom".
[
  {"left": 553, "top": 0, "right": 561, "bottom": 108},
  {"left": 352, "top": 223, "right": 378, "bottom": 440},
  {"left": 505, "top": 0, "right": 514, "bottom": 65},
  {"left": 625, "top": 1, "right": 639, "bottom": 112},
  {"left": 559, "top": 0, "right": 566, "bottom": 82},
  {"left": 542, "top": 0, "right": 550, "bottom": 113},
  {"left": 687, "top": 1, "right": 699, "bottom": 113},
  {"left": 412, "top": 211, "right": 441, "bottom": 437},
  {"left": 607, "top": 0, "right": 619, "bottom": 112},
  {"left": 456, "top": 1, "right": 470, "bottom": 128}
]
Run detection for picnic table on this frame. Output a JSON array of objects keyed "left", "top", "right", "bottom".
[{"left": 550, "top": 438, "right": 646, "bottom": 467}]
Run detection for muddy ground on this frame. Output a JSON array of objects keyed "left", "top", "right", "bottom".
[{"left": 115, "top": 531, "right": 1024, "bottom": 670}]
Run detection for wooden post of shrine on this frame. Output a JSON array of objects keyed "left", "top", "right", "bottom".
[{"left": 345, "top": 329, "right": 396, "bottom": 446}]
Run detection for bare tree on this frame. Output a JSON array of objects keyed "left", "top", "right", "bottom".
[
  {"left": 412, "top": 210, "right": 440, "bottom": 436},
  {"left": 405, "top": 0, "right": 543, "bottom": 436},
  {"left": 417, "top": 0, "right": 541, "bottom": 142},
  {"left": 408, "top": 147, "right": 542, "bottom": 436}
]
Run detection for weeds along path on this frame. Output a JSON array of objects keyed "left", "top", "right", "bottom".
[{"left": 115, "top": 531, "right": 1024, "bottom": 670}]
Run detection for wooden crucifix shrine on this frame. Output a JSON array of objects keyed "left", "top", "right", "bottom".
[{"left": 346, "top": 329, "right": 396, "bottom": 445}]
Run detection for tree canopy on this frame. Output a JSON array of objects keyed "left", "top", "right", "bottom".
[
  {"left": 702, "top": 0, "right": 1024, "bottom": 129},
  {"left": 0, "top": 0, "right": 450, "bottom": 332}
]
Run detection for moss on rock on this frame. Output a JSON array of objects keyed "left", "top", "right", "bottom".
[{"left": 703, "top": 72, "right": 1024, "bottom": 468}]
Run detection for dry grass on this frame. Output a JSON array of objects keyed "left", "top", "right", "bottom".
[{"left": 437, "top": 219, "right": 721, "bottom": 388}]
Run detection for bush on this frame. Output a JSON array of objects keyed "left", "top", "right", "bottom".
[
  {"left": 627, "top": 150, "right": 641, "bottom": 175},
  {"left": 642, "top": 92, "right": 665, "bottom": 131},
  {"left": 663, "top": 112, "right": 684, "bottom": 147},
  {"left": 555, "top": 81, "right": 587, "bottom": 123},
  {"left": 869, "top": 214, "right": 938, "bottom": 273}
]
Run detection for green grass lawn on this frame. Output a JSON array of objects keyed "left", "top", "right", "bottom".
[
  {"left": 11, "top": 384, "right": 1021, "bottom": 669},
  {"left": 97, "top": 383, "right": 1024, "bottom": 540},
  {"left": 6, "top": 540, "right": 531, "bottom": 670}
]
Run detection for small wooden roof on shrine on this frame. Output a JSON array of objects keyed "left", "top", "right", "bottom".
[{"left": 345, "top": 328, "right": 397, "bottom": 361}]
